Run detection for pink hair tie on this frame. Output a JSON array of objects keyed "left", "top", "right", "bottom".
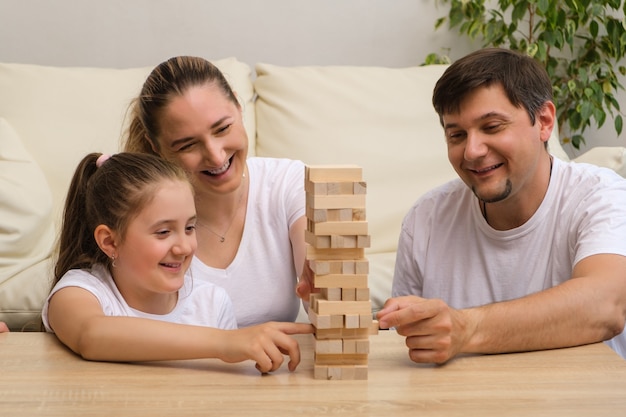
[{"left": 96, "top": 154, "right": 111, "bottom": 168}]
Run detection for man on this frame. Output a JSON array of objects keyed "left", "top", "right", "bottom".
[{"left": 377, "top": 48, "right": 626, "bottom": 364}]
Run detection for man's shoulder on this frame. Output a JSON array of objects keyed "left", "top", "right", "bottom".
[{"left": 556, "top": 157, "right": 626, "bottom": 190}]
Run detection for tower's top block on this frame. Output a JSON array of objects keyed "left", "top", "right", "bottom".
[{"left": 305, "top": 165, "right": 363, "bottom": 182}]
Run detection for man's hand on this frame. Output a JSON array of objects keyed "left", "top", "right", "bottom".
[
  {"left": 377, "top": 296, "right": 473, "bottom": 364},
  {"left": 0, "top": 321, "right": 9, "bottom": 333}
]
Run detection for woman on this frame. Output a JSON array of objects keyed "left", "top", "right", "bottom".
[{"left": 125, "top": 56, "right": 313, "bottom": 327}]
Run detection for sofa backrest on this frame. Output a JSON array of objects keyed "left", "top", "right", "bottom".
[{"left": 0, "top": 58, "right": 255, "bottom": 226}]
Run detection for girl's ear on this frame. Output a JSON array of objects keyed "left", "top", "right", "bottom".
[{"left": 94, "top": 224, "right": 117, "bottom": 258}]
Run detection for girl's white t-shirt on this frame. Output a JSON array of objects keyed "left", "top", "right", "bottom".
[{"left": 42, "top": 264, "right": 237, "bottom": 332}]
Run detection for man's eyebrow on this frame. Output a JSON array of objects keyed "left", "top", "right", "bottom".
[
  {"left": 443, "top": 111, "right": 509, "bottom": 130},
  {"left": 169, "top": 116, "right": 231, "bottom": 148}
]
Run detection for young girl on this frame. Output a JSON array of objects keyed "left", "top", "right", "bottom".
[{"left": 42, "top": 152, "right": 312, "bottom": 373}]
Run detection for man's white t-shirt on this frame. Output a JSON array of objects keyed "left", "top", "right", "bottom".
[
  {"left": 393, "top": 157, "right": 626, "bottom": 358},
  {"left": 42, "top": 264, "right": 237, "bottom": 332},
  {"left": 191, "top": 157, "right": 305, "bottom": 328}
]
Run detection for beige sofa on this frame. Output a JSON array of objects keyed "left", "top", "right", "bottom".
[{"left": 1, "top": 58, "right": 625, "bottom": 331}]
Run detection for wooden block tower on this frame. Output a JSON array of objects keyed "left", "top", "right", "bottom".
[{"left": 304, "top": 164, "right": 378, "bottom": 380}]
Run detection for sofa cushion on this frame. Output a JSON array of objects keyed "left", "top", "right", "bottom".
[
  {"left": 0, "top": 58, "right": 255, "bottom": 226},
  {"left": 0, "top": 118, "right": 55, "bottom": 329},
  {"left": 572, "top": 146, "right": 626, "bottom": 177}
]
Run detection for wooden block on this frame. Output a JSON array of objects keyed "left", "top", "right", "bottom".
[
  {"left": 304, "top": 180, "right": 328, "bottom": 195},
  {"left": 343, "top": 339, "right": 356, "bottom": 354},
  {"left": 310, "top": 220, "right": 369, "bottom": 236},
  {"left": 355, "top": 288, "right": 370, "bottom": 301},
  {"left": 306, "top": 206, "right": 328, "bottom": 222},
  {"left": 315, "top": 327, "right": 371, "bottom": 340},
  {"left": 307, "top": 208, "right": 357, "bottom": 222},
  {"left": 342, "top": 261, "right": 355, "bottom": 274},
  {"left": 306, "top": 193, "right": 366, "bottom": 210},
  {"left": 314, "top": 364, "right": 328, "bottom": 380},
  {"left": 305, "top": 231, "right": 370, "bottom": 249},
  {"left": 315, "top": 339, "right": 343, "bottom": 354},
  {"left": 339, "top": 365, "right": 356, "bottom": 380},
  {"left": 342, "top": 288, "right": 356, "bottom": 301},
  {"left": 359, "top": 313, "right": 373, "bottom": 328},
  {"left": 329, "top": 261, "right": 344, "bottom": 274},
  {"left": 352, "top": 208, "right": 366, "bottom": 221},
  {"left": 306, "top": 165, "right": 363, "bottom": 182},
  {"left": 329, "top": 234, "right": 356, "bottom": 249},
  {"left": 321, "top": 287, "right": 341, "bottom": 301},
  {"left": 344, "top": 313, "right": 359, "bottom": 328},
  {"left": 308, "top": 309, "right": 345, "bottom": 329},
  {"left": 309, "top": 259, "right": 330, "bottom": 275},
  {"left": 356, "top": 339, "right": 370, "bottom": 354},
  {"left": 353, "top": 181, "right": 367, "bottom": 194},
  {"left": 311, "top": 259, "right": 368, "bottom": 275},
  {"left": 327, "top": 208, "right": 354, "bottom": 222},
  {"left": 314, "top": 328, "right": 344, "bottom": 339},
  {"left": 305, "top": 231, "right": 330, "bottom": 248},
  {"left": 309, "top": 292, "right": 322, "bottom": 305},
  {"left": 357, "top": 235, "right": 371, "bottom": 248},
  {"left": 314, "top": 353, "right": 369, "bottom": 366},
  {"left": 306, "top": 246, "right": 365, "bottom": 260},
  {"left": 355, "top": 259, "right": 369, "bottom": 274},
  {"left": 370, "top": 319, "right": 380, "bottom": 335},
  {"left": 330, "top": 314, "right": 344, "bottom": 328},
  {"left": 314, "top": 274, "right": 369, "bottom": 289},
  {"left": 326, "top": 181, "right": 358, "bottom": 195},
  {"left": 314, "top": 364, "right": 368, "bottom": 380},
  {"left": 328, "top": 366, "right": 342, "bottom": 380},
  {"left": 354, "top": 366, "right": 368, "bottom": 380},
  {"left": 315, "top": 299, "right": 372, "bottom": 315},
  {"left": 308, "top": 308, "right": 330, "bottom": 329}
]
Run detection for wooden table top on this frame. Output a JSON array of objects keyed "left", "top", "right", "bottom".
[{"left": 1, "top": 330, "right": 625, "bottom": 416}]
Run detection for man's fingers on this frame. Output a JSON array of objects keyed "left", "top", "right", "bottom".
[{"left": 379, "top": 299, "right": 442, "bottom": 329}]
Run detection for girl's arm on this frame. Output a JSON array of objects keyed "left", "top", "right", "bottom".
[{"left": 48, "top": 287, "right": 313, "bottom": 372}]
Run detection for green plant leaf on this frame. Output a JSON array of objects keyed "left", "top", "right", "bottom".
[
  {"left": 571, "top": 134, "right": 586, "bottom": 149},
  {"left": 428, "top": 0, "right": 626, "bottom": 147}
]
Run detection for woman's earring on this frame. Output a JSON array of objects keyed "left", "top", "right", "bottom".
[{"left": 111, "top": 255, "right": 117, "bottom": 268}]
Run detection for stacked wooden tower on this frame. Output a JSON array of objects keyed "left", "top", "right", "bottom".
[{"left": 304, "top": 164, "right": 377, "bottom": 380}]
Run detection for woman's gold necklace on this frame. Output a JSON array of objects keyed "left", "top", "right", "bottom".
[{"left": 197, "top": 177, "right": 247, "bottom": 243}]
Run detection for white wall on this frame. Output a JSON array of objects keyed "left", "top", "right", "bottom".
[
  {"left": 0, "top": 0, "right": 475, "bottom": 68},
  {"left": 0, "top": 0, "right": 622, "bottom": 154}
]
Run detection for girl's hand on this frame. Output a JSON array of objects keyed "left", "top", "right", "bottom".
[{"left": 220, "top": 322, "right": 314, "bottom": 373}]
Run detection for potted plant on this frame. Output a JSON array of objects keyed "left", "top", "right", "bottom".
[{"left": 425, "top": 0, "right": 626, "bottom": 149}]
